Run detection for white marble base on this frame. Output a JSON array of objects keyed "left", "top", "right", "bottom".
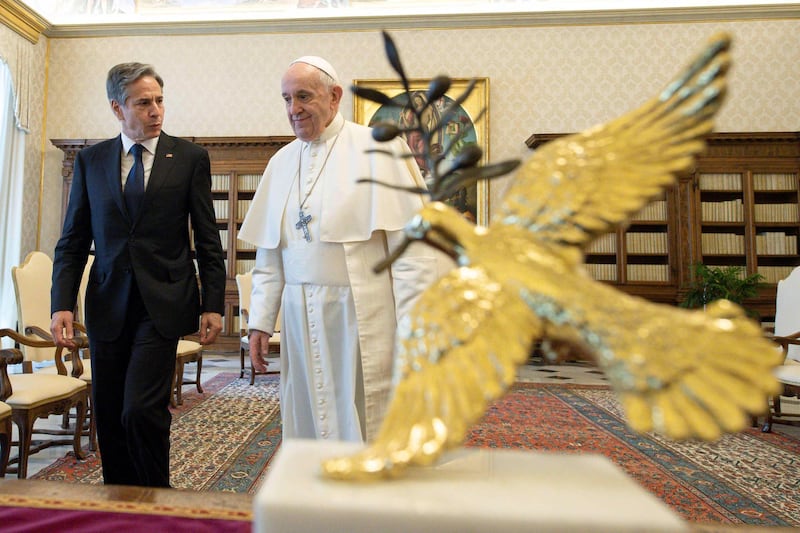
[{"left": 253, "top": 439, "right": 687, "bottom": 533}]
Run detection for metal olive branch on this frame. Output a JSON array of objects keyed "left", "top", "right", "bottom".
[{"left": 352, "top": 31, "right": 520, "bottom": 270}]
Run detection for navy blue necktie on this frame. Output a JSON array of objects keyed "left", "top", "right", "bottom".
[{"left": 125, "top": 144, "right": 144, "bottom": 220}]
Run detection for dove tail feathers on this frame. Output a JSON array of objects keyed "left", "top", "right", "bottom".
[{"left": 321, "top": 288, "right": 541, "bottom": 481}]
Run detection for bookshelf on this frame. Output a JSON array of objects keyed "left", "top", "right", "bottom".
[
  {"left": 526, "top": 132, "right": 800, "bottom": 320},
  {"left": 53, "top": 132, "right": 800, "bottom": 336},
  {"left": 52, "top": 136, "right": 293, "bottom": 344}
]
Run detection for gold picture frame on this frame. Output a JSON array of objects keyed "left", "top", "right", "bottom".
[{"left": 353, "top": 78, "right": 490, "bottom": 225}]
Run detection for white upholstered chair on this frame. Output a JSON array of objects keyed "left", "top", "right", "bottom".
[
  {"left": 75, "top": 254, "right": 94, "bottom": 326},
  {"left": 763, "top": 266, "right": 800, "bottom": 431},
  {"left": 12, "top": 251, "right": 95, "bottom": 449},
  {"left": 0, "top": 329, "right": 88, "bottom": 478},
  {"left": 173, "top": 339, "right": 203, "bottom": 406},
  {"left": 236, "top": 271, "right": 280, "bottom": 385}
]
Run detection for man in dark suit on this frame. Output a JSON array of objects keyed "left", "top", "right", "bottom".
[{"left": 50, "top": 62, "right": 226, "bottom": 488}]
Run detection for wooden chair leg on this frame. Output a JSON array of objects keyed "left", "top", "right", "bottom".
[
  {"left": 195, "top": 355, "right": 203, "bottom": 395},
  {"left": 15, "top": 418, "right": 33, "bottom": 479},
  {"left": 72, "top": 399, "right": 87, "bottom": 461},
  {"left": 762, "top": 396, "right": 778, "bottom": 433},
  {"left": 171, "top": 362, "right": 182, "bottom": 408},
  {"left": 87, "top": 392, "right": 98, "bottom": 452},
  {"left": 240, "top": 347, "right": 246, "bottom": 379},
  {"left": 0, "top": 419, "right": 10, "bottom": 477}
]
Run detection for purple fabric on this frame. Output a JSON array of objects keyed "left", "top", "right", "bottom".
[{"left": 0, "top": 506, "right": 251, "bottom": 532}]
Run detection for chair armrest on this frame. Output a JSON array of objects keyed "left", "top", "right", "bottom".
[
  {"left": 25, "top": 324, "right": 54, "bottom": 342},
  {"left": 22, "top": 325, "right": 89, "bottom": 350},
  {"left": 767, "top": 331, "right": 800, "bottom": 354},
  {"left": 1, "top": 327, "right": 88, "bottom": 377},
  {"left": 0, "top": 348, "right": 23, "bottom": 401}
]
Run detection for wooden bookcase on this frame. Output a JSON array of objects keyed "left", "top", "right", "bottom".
[
  {"left": 525, "top": 132, "right": 800, "bottom": 321},
  {"left": 53, "top": 132, "right": 800, "bottom": 339},
  {"left": 52, "top": 136, "right": 292, "bottom": 346}
]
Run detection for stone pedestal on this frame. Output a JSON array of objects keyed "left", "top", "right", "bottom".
[{"left": 254, "top": 439, "right": 687, "bottom": 533}]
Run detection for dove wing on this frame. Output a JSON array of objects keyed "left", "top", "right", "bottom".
[
  {"left": 540, "top": 276, "right": 782, "bottom": 441},
  {"left": 495, "top": 33, "right": 730, "bottom": 249},
  {"left": 322, "top": 266, "right": 544, "bottom": 480}
]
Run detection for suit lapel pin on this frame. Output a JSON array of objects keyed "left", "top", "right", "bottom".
[{"left": 166, "top": 153, "right": 174, "bottom": 158}]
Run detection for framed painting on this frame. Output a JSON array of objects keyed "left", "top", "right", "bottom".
[{"left": 353, "top": 77, "right": 490, "bottom": 225}]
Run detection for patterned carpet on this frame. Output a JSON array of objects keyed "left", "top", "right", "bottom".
[
  {"left": 31, "top": 373, "right": 282, "bottom": 493},
  {"left": 31, "top": 375, "right": 800, "bottom": 527},
  {"left": 465, "top": 383, "right": 800, "bottom": 528}
]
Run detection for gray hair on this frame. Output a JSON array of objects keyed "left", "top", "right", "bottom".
[
  {"left": 106, "top": 62, "right": 164, "bottom": 104},
  {"left": 318, "top": 70, "right": 338, "bottom": 91}
]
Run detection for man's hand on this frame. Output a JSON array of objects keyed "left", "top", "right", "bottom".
[
  {"left": 199, "top": 312, "right": 223, "bottom": 345},
  {"left": 249, "top": 329, "right": 272, "bottom": 373},
  {"left": 50, "top": 310, "right": 77, "bottom": 349}
]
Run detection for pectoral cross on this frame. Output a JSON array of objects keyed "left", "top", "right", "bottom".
[{"left": 296, "top": 209, "right": 312, "bottom": 242}]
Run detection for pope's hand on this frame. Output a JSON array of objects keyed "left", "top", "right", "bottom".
[{"left": 249, "top": 329, "right": 272, "bottom": 373}]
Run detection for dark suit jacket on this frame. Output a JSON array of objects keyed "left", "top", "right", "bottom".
[{"left": 52, "top": 132, "right": 226, "bottom": 342}]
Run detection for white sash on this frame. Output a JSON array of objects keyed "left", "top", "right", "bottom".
[{"left": 282, "top": 242, "right": 349, "bottom": 286}]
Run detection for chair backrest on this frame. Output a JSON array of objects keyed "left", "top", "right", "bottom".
[
  {"left": 235, "top": 270, "right": 280, "bottom": 334},
  {"left": 775, "top": 266, "right": 800, "bottom": 362},
  {"left": 76, "top": 254, "right": 95, "bottom": 325},
  {"left": 11, "top": 251, "right": 54, "bottom": 363}
]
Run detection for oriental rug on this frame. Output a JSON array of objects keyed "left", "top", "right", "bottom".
[
  {"left": 30, "top": 377, "right": 800, "bottom": 528},
  {"left": 465, "top": 383, "right": 800, "bottom": 528},
  {"left": 30, "top": 372, "right": 282, "bottom": 494}
]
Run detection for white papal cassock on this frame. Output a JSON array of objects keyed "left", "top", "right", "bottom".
[{"left": 239, "top": 113, "right": 442, "bottom": 442}]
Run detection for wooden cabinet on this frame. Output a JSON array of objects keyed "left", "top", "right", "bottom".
[
  {"left": 526, "top": 132, "right": 800, "bottom": 320},
  {"left": 52, "top": 136, "right": 293, "bottom": 345}
]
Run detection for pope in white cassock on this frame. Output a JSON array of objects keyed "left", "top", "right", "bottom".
[{"left": 238, "top": 56, "right": 442, "bottom": 442}]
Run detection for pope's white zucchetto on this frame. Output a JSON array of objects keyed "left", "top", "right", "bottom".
[{"left": 289, "top": 56, "right": 341, "bottom": 85}]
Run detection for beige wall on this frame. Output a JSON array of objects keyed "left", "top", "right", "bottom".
[{"left": 34, "top": 19, "right": 800, "bottom": 254}]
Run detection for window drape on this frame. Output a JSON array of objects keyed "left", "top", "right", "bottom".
[{"left": 0, "top": 60, "right": 27, "bottom": 348}]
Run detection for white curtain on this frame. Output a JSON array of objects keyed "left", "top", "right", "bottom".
[{"left": 0, "top": 60, "right": 26, "bottom": 348}]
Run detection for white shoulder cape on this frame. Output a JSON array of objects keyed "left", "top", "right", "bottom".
[{"left": 239, "top": 118, "right": 427, "bottom": 248}]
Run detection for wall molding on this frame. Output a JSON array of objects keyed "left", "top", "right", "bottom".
[{"left": 0, "top": 0, "right": 47, "bottom": 43}]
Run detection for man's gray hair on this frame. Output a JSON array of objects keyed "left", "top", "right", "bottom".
[
  {"left": 317, "top": 69, "right": 338, "bottom": 91},
  {"left": 106, "top": 62, "right": 163, "bottom": 104}
]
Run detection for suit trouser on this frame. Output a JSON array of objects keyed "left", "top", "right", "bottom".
[{"left": 89, "top": 281, "right": 178, "bottom": 487}]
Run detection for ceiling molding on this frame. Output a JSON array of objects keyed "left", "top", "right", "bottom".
[
  {"left": 36, "top": 5, "right": 800, "bottom": 39},
  {"left": 0, "top": 0, "right": 47, "bottom": 43}
]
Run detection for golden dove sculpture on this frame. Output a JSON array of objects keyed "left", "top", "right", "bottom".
[{"left": 322, "top": 32, "right": 782, "bottom": 481}]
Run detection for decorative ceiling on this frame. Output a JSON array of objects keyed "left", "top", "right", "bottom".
[
  {"left": 17, "top": 1, "right": 800, "bottom": 24},
  {"left": 4, "top": 0, "right": 800, "bottom": 40}
]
